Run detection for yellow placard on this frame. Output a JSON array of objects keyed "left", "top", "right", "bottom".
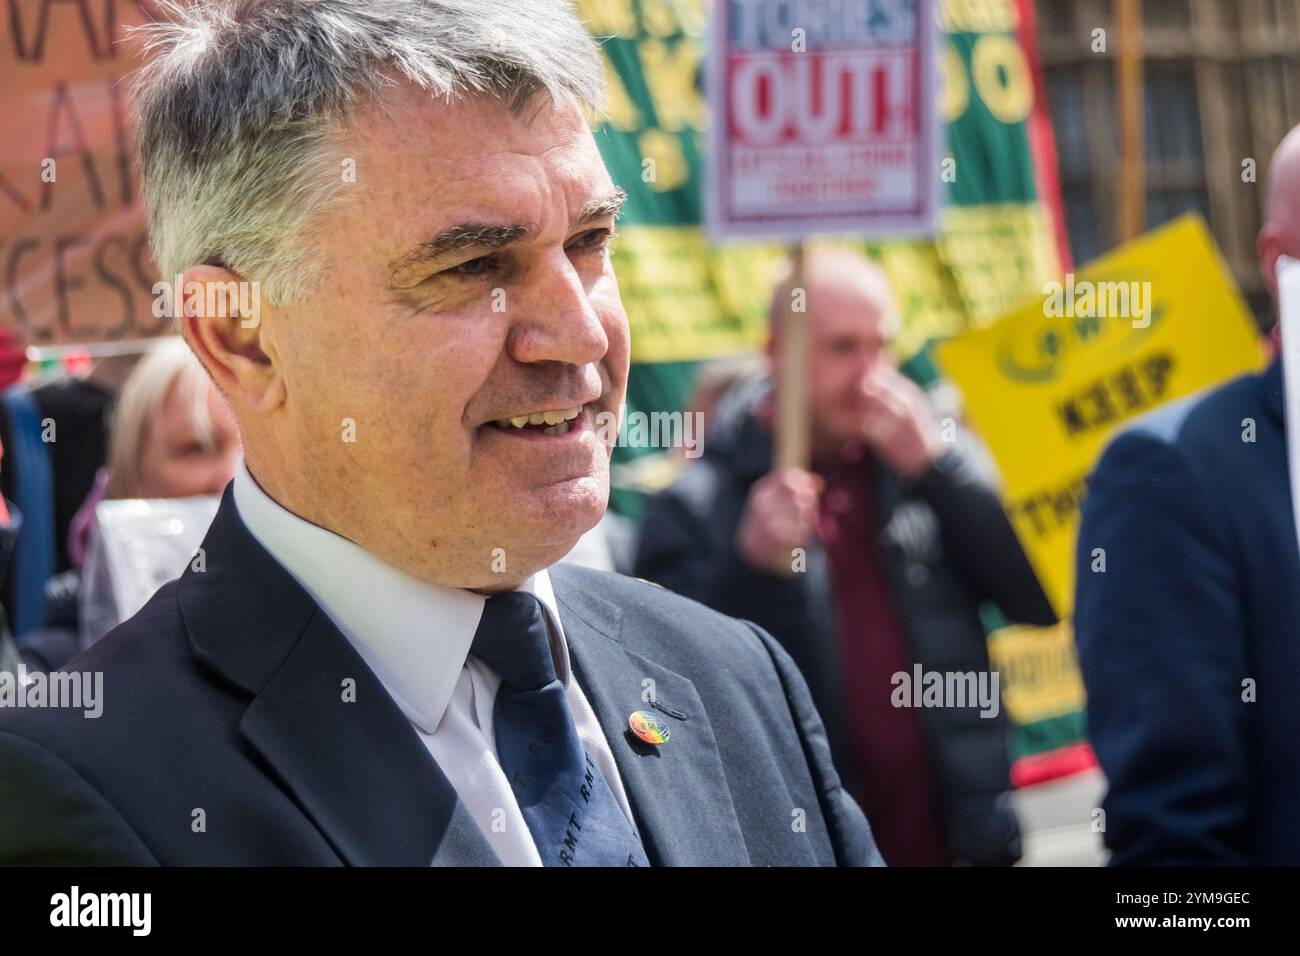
[
  {"left": 937, "top": 214, "right": 1266, "bottom": 616},
  {"left": 988, "top": 621, "right": 1085, "bottom": 725}
]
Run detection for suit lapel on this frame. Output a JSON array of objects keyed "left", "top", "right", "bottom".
[
  {"left": 553, "top": 576, "right": 751, "bottom": 866},
  {"left": 181, "top": 486, "right": 499, "bottom": 867},
  {"left": 238, "top": 609, "right": 500, "bottom": 866}
]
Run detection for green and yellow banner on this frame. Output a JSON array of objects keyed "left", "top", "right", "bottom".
[
  {"left": 582, "top": 0, "right": 1085, "bottom": 779},
  {"left": 581, "top": 0, "right": 1069, "bottom": 487}
]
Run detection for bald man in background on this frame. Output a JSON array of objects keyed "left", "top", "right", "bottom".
[
  {"left": 636, "top": 249, "right": 1055, "bottom": 866},
  {"left": 1074, "top": 126, "right": 1300, "bottom": 865}
]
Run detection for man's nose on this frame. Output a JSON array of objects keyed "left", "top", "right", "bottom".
[
  {"left": 858, "top": 348, "right": 892, "bottom": 382},
  {"left": 507, "top": 252, "right": 609, "bottom": 367}
]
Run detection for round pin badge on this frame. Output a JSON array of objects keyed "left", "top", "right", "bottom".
[{"left": 628, "top": 710, "right": 670, "bottom": 745}]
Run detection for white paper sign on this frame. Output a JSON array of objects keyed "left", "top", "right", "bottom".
[
  {"left": 80, "top": 495, "right": 220, "bottom": 648},
  {"left": 705, "top": 0, "right": 940, "bottom": 241},
  {"left": 1275, "top": 255, "right": 1300, "bottom": 560}
]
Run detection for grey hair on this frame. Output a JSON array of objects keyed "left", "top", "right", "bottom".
[{"left": 132, "top": 0, "right": 606, "bottom": 305}]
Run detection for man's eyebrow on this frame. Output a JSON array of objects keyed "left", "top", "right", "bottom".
[{"left": 576, "top": 187, "right": 627, "bottom": 225}]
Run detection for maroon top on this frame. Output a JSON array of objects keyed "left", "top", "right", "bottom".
[{"left": 816, "top": 443, "right": 953, "bottom": 866}]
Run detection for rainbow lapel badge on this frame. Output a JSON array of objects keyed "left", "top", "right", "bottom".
[{"left": 628, "top": 710, "right": 671, "bottom": 745}]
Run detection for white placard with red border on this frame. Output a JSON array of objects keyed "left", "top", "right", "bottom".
[{"left": 706, "top": 0, "right": 940, "bottom": 241}]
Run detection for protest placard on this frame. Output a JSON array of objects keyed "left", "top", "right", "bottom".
[
  {"left": 938, "top": 214, "right": 1266, "bottom": 615},
  {"left": 1, "top": 2, "right": 162, "bottom": 348},
  {"left": 706, "top": 0, "right": 940, "bottom": 241}
]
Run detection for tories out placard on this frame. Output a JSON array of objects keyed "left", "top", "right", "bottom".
[{"left": 706, "top": 0, "right": 940, "bottom": 241}]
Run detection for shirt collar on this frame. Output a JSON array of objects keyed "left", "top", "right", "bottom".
[{"left": 231, "top": 458, "right": 572, "bottom": 734}]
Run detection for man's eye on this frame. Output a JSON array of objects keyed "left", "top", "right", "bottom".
[
  {"left": 446, "top": 255, "right": 498, "bottom": 279},
  {"left": 569, "top": 228, "right": 614, "bottom": 254}
]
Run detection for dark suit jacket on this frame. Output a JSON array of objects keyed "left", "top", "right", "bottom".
[
  {"left": 1075, "top": 358, "right": 1300, "bottom": 865},
  {"left": 0, "top": 485, "right": 881, "bottom": 866}
]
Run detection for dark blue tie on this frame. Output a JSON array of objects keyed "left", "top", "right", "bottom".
[{"left": 471, "top": 591, "right": 649, "bottom": 867}]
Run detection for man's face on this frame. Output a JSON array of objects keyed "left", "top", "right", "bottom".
[
  {"left": 136, "top": 377, "right": 241, "bottom": 499},
  {"left": 266, "top": 86, "right": 629, "bottom": 588},
  {"left": 1260, "top": 206, "right": 1300, "bottom": 301},
  {"left": 805, "top": 278, "right": 898, "bottom": 449}
]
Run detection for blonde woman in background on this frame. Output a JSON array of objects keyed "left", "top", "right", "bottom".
[
  {"left": 20, "top": 338, "right": 240, "bottom": 671},
  {"left": 103, "top": 337, "right": 241, "bottom": 501}
]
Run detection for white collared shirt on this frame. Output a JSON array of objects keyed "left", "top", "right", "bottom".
[{"left": 231, "top": 460, "right": 636, "bottom": 866}]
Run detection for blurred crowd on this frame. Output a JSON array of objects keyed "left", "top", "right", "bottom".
[
  {"left": 2, "top": 124, "right": 1296, "bottom": 869},
  {"left": 1, "top": 339, "right": 238, "bottom": 671}
]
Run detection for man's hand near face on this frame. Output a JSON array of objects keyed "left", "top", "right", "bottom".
[
  {"left": 861, "top": 365, "right": 944, "bottom": 480},
  {"left": 736, "top": 467, "right": 824, "bottom": 575}
]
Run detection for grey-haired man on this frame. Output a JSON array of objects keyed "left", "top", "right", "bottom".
[{"left": 0, "top": 0, "right": 880, "bottom": 866}]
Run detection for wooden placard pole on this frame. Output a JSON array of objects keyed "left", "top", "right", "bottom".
[
  {"left": 1116, "top": 0, "right": 1146, "bottom": 242},
  {"left": 774, "top": 242, "right": 810, "bottom": 471}
]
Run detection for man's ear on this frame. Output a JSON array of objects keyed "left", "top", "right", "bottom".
[
  {"left": 178, "top": 265, "right": 285, "bottom": 416},
  {"left": 1259, "top": 226, "right": 1283, "bottom": 301}
]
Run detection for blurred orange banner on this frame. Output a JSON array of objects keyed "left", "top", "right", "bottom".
[{"left": 0, "top": 1, "right": 165, "bottom": 348}]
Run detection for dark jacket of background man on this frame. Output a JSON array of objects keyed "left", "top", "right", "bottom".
[
  {"left": 1076, "top": 359, "right": 1300, "bottom": 866},
  {"left": 636, "top": 378, "right": 1057, "bottom": 866}
]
